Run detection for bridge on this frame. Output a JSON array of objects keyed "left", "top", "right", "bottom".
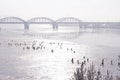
[{"left": 0, "top": 17, "right": 120, "bottom": 30}]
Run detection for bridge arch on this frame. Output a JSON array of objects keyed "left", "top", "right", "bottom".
[
  {"left": 0, "top": 17, "right": 28, "bottom": 30},
  {"left": 0, "top": 17, "right": 25, "bottom": 23},
  {"left": 27, "top": 17, "right": 56, "bottom": 29},
  {"left": 28, "top": 17, "right": 54, "bottom": 23},
  {"left": 56, "top": 17, "right": 82, "bottom": 29}
]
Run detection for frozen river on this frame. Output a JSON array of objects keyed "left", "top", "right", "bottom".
[{"left": 0, "top": 28, "right": 120, "bottom": 80}]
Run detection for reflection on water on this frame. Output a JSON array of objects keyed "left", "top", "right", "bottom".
[{"left": 0, "top": 26, "right": 120, "bottom": 80}]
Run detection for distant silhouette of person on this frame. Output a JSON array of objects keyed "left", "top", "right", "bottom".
[
  {"left": 83, "top": 56, "right": 85, "bottom": 59},
  {"left": 73, "top": 51, "right": 75, "bottom": 53},
  {"left": 71, "top": 48, "right": 73, "bottom": 51},
  {"left": 111, "top": 60, "right": 113, "bottom": 65},
  {"left": 118, "top": 55, "right": 120, "bottom": 59},
  {"left": 83, "top": 60, "right": 86, "bottom": 65},
  {"left": 101, "top": 59, "right": 104, "bottom": 66},
  {"left": 77, "top": 60, "right": 80, "bottom": 64},
  {"left": 81, "top": 62, "right": 84, "bottom": 66},
  {"left": 26, "top": 46, "right": 30, "bottom": 50},
  {"left": 118, "top": 56, "right": 120, "bottom": 67},
  {"left": 71, "top": 58, "right": 74, "bottom": 64},
  {"left": 51, "top": 49, "right": 54, "bottom": 53},
  {"left": 118, "top": 62, "right": 120, "bottom": 67},
  {"left": 97, "top": 69, "right": 101, "bottom": 76},
  {"left": 67, "top": 48, "right": 69, "bottom": 51},
  {"left": 87, "top": 58, "right": 89, "bottom": 62}
]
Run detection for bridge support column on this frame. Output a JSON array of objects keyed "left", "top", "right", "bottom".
[
  {"left": 55, "top": 24, "right": 58, "bottom": 30},
  {"left": 24, "top": 22, "right": 29, "bottom": 30},
  {"left": 52, "top": 22, "right": 58, "bottom": 30}
]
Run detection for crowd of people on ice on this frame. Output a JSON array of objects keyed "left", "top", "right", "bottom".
[{"left": 0, "top": 40, "right": 120, "bottom": 70}]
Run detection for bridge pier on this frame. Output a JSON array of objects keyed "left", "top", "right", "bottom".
[
  {"left": 24, "top": 22, "right": 29, "bottom": 30},
  {"left": 55, "top": 24, "right": 58, "bottom": 30},
  {"left": 52, "top": 22, "right": 58, "bottom": 30}
]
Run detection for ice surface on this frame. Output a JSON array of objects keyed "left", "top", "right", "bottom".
[{"left": 0, "top": 27, "right": 120, "bottom": 80}]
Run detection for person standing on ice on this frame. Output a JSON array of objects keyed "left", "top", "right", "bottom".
[
  {"left": 111, "top": 60, "right": 113, "bottom": 65},
  {"left": 118, "top": 56, "right": 120, "bottom": 67},
  {"left": 101, "top": 59, "right": 104, "bottom": 67},
  {"left": 71, "top": 58, "right": 74, "bottom": 64}
]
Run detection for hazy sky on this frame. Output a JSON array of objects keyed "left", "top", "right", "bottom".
[{"left": 0, "top": 0, "right": 120, "bottom": 21}]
